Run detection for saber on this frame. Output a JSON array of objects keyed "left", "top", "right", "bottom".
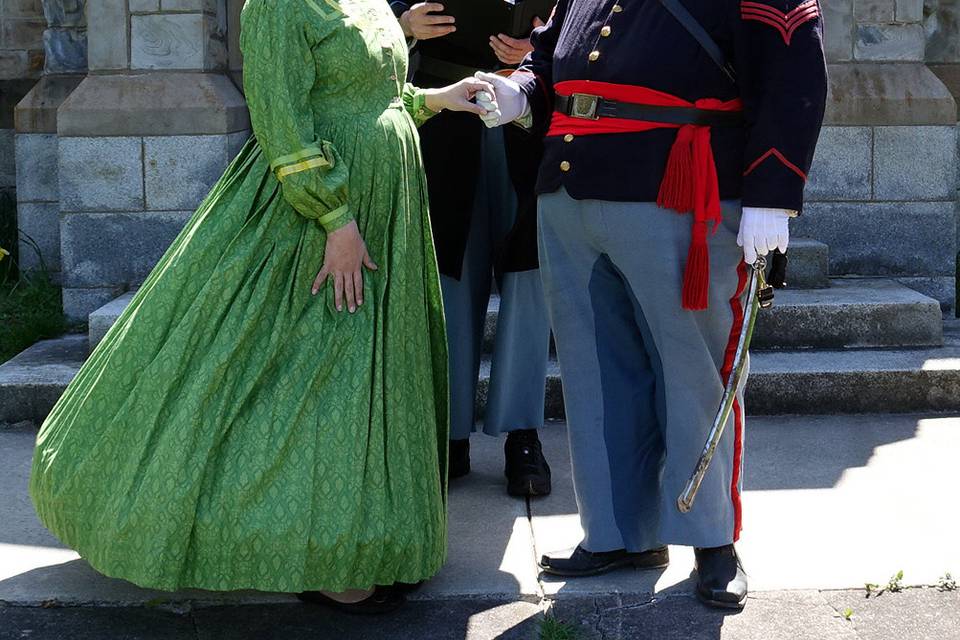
[{"left": 677, "top": 256, "right": 774, "bottom": 514}]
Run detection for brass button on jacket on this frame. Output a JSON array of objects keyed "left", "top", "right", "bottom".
[
  {"left": 601, "top": 25, "right": 612, "bottom": 37},
  {"left": 612, "top": 4, "right": 622, "bottom": 12},
  {"left": 588, "top": 50, "right": 600, "bottom": 62},
  {"left": 560, "top": 161, "right": 572, "bottom": 172},
  {"left": 563, "top": 134, "right": 575, "bottom": 143}
]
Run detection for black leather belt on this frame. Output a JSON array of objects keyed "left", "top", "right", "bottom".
[{"left": 555, "top": 93, "right": 744, "bottom": 127}]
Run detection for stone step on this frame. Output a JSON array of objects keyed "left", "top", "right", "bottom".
[
  {"left": 3, "top": 327, "right": 959, "bottom": 425},
  {"left": 776, "top": 238, "right": 830, "bottom": 289},
  {"left": 88, "top": 291, "right": 136, "bottom": 351},
  {"left": 0, "top": 334, "right": 86, "bottom": 424},
  {"left": 484, "top": 278, "right": 943, "bottom": 352},
  {"left": 477, "top": 324, "right": 960, "bottom": 418}
]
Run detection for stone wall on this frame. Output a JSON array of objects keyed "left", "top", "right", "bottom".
[
  {"left": 1, "top": 0, "right": 46, "bottom": 196},
  {"left": 800, "top": 0, "right": 959, "bottom": 308}
]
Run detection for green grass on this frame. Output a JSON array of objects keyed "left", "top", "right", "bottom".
[
  {"left": 539, "top": 616, "right": 582, "bottom": 640},
  {"left": 0, "top": 191, "right": 69, "bottom": 363},
  {"left": 0, "top": 274, "right": 69, "bottom": 363}
]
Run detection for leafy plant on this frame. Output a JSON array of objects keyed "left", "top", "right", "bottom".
[
  {"left": 841, "top": 607, "right": 853, "bottom": 621},
  {"left": 539, "top": 615, "right": 582, "bottom": 640},
  {"left": 864, "top": 570, "right": 905, "bottom": 598}
]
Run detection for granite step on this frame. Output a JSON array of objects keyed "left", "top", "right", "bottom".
[
  {"left": 0, "top": 334, "right": 86, "bottom": 424},
  {"left": 477, "top": 323, "right": 960, "bottom": 418},
  {"left": 484, "top": 278, "right": 942, "bottom": 352},
  {"left": 777, "top": 238, "right": 830, "bottom": 289}
]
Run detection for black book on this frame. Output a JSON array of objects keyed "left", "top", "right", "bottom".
[{"left": 416, "top": 0, "right": 555, "bottom": 74}]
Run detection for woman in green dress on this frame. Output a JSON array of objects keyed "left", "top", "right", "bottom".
[{"left": 29, "top": 0, "right": 493, "bottom": 611}]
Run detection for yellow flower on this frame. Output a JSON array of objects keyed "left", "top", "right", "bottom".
[{"left": 0, "top": 247, "right": 9, "bottom": 262}]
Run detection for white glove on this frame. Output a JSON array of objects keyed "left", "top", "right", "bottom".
[
  {"left": 736, "top": 207, "right": 792, "bottom": 264},
  {"left": 474, "top": 71, "right": 530, "bottom": 128}
]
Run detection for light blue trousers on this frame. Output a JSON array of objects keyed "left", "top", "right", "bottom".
[
  {"left": 537, "top": 188, "right": 748, "bottom": 550},
  {"left": 442, "top": 127, "right": 551, "bottom": 440}
]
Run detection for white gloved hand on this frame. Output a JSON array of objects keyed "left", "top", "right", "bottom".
[
  {"left": 475, "top": 90, "right": 502, "bottom": 127},
  {"left": 474, "top": 71, "right": 530, "bottom": 128},
  {"left": 736, "top": 207, "right": 792, "bottom": 264}
]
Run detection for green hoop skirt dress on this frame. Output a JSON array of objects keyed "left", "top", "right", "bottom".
[{"left": 30, "top": 0, "right": 449, "bottom": 593}]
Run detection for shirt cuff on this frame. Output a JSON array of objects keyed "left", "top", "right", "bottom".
[{"left": 743, "top": 206, "right": 798, "bottom": 218}]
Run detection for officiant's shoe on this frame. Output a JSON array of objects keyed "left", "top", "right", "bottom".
[
  {"left": 448, "top": 439, "right": 470, "bottom": 479},
  {"left": 540, "top": 545, "right": 669, "bottom": 577},
  {"left": 694, "top": 544, "right": 748, "bottom": 610},
  {"left": 504, "top": 429, "right": 551, "bottom": 497}
]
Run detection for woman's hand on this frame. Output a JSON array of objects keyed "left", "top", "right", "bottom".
[
  {"left": 312, "top": 220, "right": 378, "bottom": 313},
  {"left": 489, "top": 17, "right": 543, "bottom": 66},
  {"left": 422, "top": 78, "right": 497, "bottom": 116},
  {"left": 399, "top": 2, "right": 456, "bottom": 40}
]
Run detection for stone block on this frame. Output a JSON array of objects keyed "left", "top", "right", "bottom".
[
  {"left": 930, "top": 64, "right": 960, "bottom": 119},
  {"left": 855, "top": 0, "right": 896, "bottom": 21},
  {"left": 129, "top": 0, "right": 161, "bottom": 11},
  {"left": 58, "top": 137, "right": 144, "bottom": 212},
  {"left": 131, "top": 13, "right": 209, "bottom": 70},
  {"left": 14, "top": 74, "right": 84, "bottom": 134},
  {"left": 794, "top": 201, "right": 956, "bottom": 276},
  {"left": 926, "top": 2, "right": 960, "bottom": 63},
  {"left": 0, "top": 49, "right": 43, "bottom": 81},
  {"left": 855, "top": 23, "right": 926, "bottom": 61},
  {"left": 2, "top": 18, "right": 45, "bottom": 49},
  {"left": 825, "top": 64, "right": 957, "bottom": 126},
  {"left": 874, "top": 126, "right": 957, "bottom": 201},
  {"left": 42, "top": 0, "right": 86, "bottom": 27},
  {"left": 897, "top": 275, "right": 956, "bottom": 309},
  {"left": 823, "top": 0, "right": 854, "bottom": 62},
  {"left": 227, "top": 129, "right": 250, "bottom": 159},
  {"left": 43, "top": 27, "right": 87, "bottom": 74},
  {"left": 0, "top": 335, "right": 86, "bottom": 423},
  {"left": 60, "top": 210, "right": 191, "bottom": 288},
  {"left": 0, "top": 129, "right": 14, "bottom": 189},
  {"left": 144, "top": 135, "right": 231, "bottom": 210},
  {"left": 87, "top": 291, "right": 136, "bottom": 350},
  {"left": 805, "top": 126, "right": 872, "bottom": 201},
  {"left": 62, "top": 286, "right": 125, "bottom": 321},
  {"left": 57, "top": 73, "right": 250, "bottom": 137},
  {"left": 895, "top": 0, "right": 923, "bottom": 22},
  {"left": 16, "top": 202, "right": 60, "bottom": 272},
  {"left": 86, "top": 1, "right": 129, "bottom": 71},
  {"left": 14, "top": 132, "right": 58, "bottom": 202},
  {"left": 6, "top": 0, "right": 44, "bottom": 17},
  {"left": 161, "top": 0, "right": 219, "bottom": 11}
]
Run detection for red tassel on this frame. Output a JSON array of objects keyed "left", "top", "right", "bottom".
[
  {"left": 657, "top": 126, "right": 696, "bottom": 214},
  {"left": 682, "top": 222, "right": 710, "bottom": 311}
]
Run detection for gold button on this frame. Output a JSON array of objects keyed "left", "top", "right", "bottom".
[
  {"left": 612, "top": 4, "right": 623, "bottom": 12},
  {"left": 560, "top": 160, "right": 571, "bottom": 172},
  {"left": 601, "top": 25, "right": 612, "bottom": 37},
  {"left": 588, "top": 50, "right": 600, "bottom": 62},
  {"left": 563, "top": 134, "right": 575, "bottom": 143}
]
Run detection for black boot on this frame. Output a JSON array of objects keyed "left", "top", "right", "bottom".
[
  {"left": 504, "top": 428, "right": 552, "bottom": 497},
  {"left": 448, "top": 439, "right": 470, "bottom": 479},
  {"left": 540, "top": 545, "right": 669, "bottom": 577},
  {"left": 694, "top": 545, "right": 748, "bottom": 609}
]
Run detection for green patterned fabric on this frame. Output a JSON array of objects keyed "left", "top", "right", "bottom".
[{"left": 30, "top": 0, "right": 449, "bottom": 594}]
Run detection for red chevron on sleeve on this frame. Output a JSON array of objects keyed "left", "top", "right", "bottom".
[{"left": 741, "top": 0, "right": 820, "bottom": 45}]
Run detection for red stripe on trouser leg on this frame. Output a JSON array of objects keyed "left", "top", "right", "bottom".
[{"left": 721, "top": 261, "right": 749, "bottom": 541}]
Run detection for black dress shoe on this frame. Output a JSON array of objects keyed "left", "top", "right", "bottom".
[
  {"left": 449, "top": 439, "right": 470, "bottom": 479},
  {"left": 296, "top": 585, "right": 405, "bottom": 614},
  {"left": 504, "top": 428, "right": 552, "bottom": 496},
  {"left": 694, "top": 545, "right": 748, "bottom": 610},
  {"left": 540, "top": 545, "right": 669, "bottom": 577}
]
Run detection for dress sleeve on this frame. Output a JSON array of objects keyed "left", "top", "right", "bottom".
[
  {"left": 240, "top": 2, "right": 353, "bottom": 232},
  {"left": 402, "top": 83, "right": 439, "bottom": 128},
  {"left": 733, "top": 0, "right": 827, "bottom": 214}
]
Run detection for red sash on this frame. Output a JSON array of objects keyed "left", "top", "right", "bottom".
[{"left": 548, "top": 80, "right": 743, "bottom": 311}]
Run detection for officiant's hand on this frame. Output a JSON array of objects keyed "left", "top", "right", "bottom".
[
  {"left": 489, "top": 17, "right": 544, "bottom": 66},
  {"left": 399, "top": 2, "right": 456, "bottom": 40},
  {"left": 422, "top": 78, "right": 497, "bottom": 115}
]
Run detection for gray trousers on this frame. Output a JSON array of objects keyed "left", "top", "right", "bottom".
[
  {"left": 537, "top": 188, "right": 747, "bottom": 551},
  {"left": 441, "top": 128, "right": 551, "bottom": 440}
]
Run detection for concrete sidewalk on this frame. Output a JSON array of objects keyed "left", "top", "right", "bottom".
[{"left": 2, "top": 415, "right": 959, "bottom": 639}]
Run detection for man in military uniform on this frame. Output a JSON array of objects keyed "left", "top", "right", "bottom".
[
  {"left": 390, "top": 2, "right": 553, "bottom": 496},
  {"left": 477, "top": 0, "right": 826, "bottom": 607}
]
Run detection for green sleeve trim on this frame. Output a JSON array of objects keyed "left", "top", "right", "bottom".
[
  {"left": 270, "top": 146, "right": 328, "bottom": 172},
  {"left": 317, "top": 204, "right": 352, "bottom": 231}
]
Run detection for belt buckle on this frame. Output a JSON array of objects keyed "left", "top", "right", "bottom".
[{"left": 569, "top": 93, "right": 601, "bottom": 120}]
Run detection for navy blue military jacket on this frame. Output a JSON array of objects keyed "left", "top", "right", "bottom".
[{"left": 517, "top": 0, "right": 827, "bottom": 213}]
